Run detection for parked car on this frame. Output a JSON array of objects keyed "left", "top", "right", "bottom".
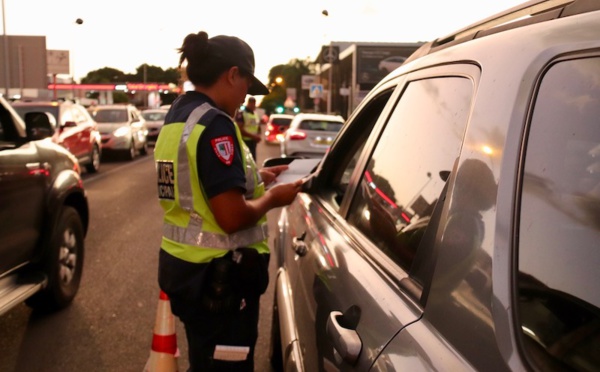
[
  {"left": 141, "top": 108, "right": 168, "bottom": 145},
  {"left": 0, "top": 95, "right": 88, "bottom": 315},
  {"left": 264, "top": 114, "right": 294, "bottom": 144},
  {"left": 11, "top": 100, "right": 102, "bottom": 173},
  {"left": 378, "top": 55, "right": 407, "bottom": 73},
  {"left": 269, "top": 1, "right": 600, "bottom": 371},
  {"left": 88, "top": 104, "right": 148, "bottom": 160},
  {"left": 280, "top": 113, "right": 344, "bottom": 158}
]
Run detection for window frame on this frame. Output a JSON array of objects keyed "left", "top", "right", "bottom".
[
  {"left": 310, "top": 64, "right": 481, "bottom": 299},
  {"left": 513, "top": 51, "right": 600, "bottom": 372}
]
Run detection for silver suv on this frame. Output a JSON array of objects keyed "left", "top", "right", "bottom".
[
  {"left": 88, "top": 104, "right": 148, "bottom": 160},
  {"left": 269, "top": 1, "right": 600, "bottom": 371}
]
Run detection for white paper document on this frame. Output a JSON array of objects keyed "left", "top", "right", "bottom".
[{"left": 267, "top": 158, "right": 321, "bottom": 189}]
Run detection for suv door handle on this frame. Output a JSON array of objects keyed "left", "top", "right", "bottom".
[
  {"left": 326, "top": 310, "right": 362, "bottom": 365},
  {"left": 291, "top": 232, "right": 307, "bottom": 256}
]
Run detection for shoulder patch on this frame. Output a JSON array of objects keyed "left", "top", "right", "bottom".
[{"left": 211, "top": 136, "right": 235, "bottom": 165}]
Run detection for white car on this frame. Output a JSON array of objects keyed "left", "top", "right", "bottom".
[
  {"left": 141, "top": 108, "right": 168, "bottom": 145},
  {"left": 89, "top": 104, "right": 149, "bottom": 160},
  {"left": 280, "top": 113, "right": 344, "bottom": 158}
]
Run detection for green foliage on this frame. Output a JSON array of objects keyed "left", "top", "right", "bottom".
[
  {"left": 81, "top": 67, "right": 128, "bottom": 84},
  {"left": 112, "top": 91, "right": 129, "bottom": 103},
  {"left": 259, "top": 58, "right": 317, "bottom": 115},
  {"left": 81, "top": 65, "right": 180, "bottom": 85}
]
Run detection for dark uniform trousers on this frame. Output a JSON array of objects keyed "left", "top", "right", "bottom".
[{"left": 158, "top": 248, "right": 269, "bottom": 372}]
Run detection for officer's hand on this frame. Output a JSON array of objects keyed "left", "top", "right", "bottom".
[
  {"left": 267, "top": 179, "right": 303, "bottom": 207},
  {"left": 260, "top": 165, "right": 289, "bottom": 186}
]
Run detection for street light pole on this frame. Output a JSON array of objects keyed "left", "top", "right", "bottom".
[
  {"left": 2, "top": 0, "right": 10, "bottom": 96},
  {"left": 322, "top": 10, "right": 332, "bottom": 114}
]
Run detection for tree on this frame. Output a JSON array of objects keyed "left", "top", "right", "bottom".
[
  {"left": 81, "top": 67, "right": 128, "bottom": 84},
  {"left": 260, "top": 58, "right": 316, "bottom": 115},
  {"left": 81, "top": 65, "right": 180, "bottom": 85}
]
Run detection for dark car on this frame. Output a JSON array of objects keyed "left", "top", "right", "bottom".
[
  {"left": 0, "top": 95, "right": 88, "bottom": 315},
  {"left": 12, "top": 100, "right": 102, "bottom": 173},
  {"left": 269, "top": 1, "right": 600, "bottom": 371}
]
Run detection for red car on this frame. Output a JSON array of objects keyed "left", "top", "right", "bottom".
[
  {"left": 264, "top": 114, "right": 294, "bottom": 144},
  {"left": 12, "top": 100, "right": 102, "bottom": 173}
]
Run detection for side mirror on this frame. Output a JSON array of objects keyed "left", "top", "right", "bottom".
[
  {"left": 25, "top": 112, "right": 56, "bottom": 140},
  {"left": 262, "top": 156, "right": 302, "bottom": 168}
]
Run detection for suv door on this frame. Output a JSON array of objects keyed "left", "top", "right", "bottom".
[
  {"left": 0, "top": 103, "right": 46, "bottom": 274},
  {"left": 283, "top": 64, "right": 478, "bottom": 371}
]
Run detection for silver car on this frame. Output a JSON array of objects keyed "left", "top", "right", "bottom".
[
  {"left": 280, "top": 113, "right": 344, "bottom": 158},
  {"left": 141, "top": 108, "right": 168, "bottom": 145},
  {"left": 270, "top": 1, "right": 600, "bottom": 371},
  {"left": 89, "top": 104, "right": 148, "bottom": 160}
]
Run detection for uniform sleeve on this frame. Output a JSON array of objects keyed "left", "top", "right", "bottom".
[{"left": 197, "top": 116, "right": 247, "bottom": 199}]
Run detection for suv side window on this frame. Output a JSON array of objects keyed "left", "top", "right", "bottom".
[
  {"left": 317, "top": 88, "right": 395, "bottom": 210},
  {"left": 517, "top": 57, "right": 600, "bottom": 371},
  {"left": 347, "top": 76, "right": 473, "bottom": 271}
]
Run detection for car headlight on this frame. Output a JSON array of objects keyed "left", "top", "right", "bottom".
[{"left": 113, "top": 126, "right": 130, "bottom": 137}]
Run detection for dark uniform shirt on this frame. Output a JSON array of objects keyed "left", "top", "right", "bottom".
[{"left": 163, "top": 91, "right": 246, "bottom": 198}]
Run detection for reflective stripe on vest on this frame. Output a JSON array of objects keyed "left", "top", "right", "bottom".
[{"left": 162, "top": 104, "right": 267, "bottom": 250}]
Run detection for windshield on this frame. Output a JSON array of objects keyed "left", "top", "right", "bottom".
[
  {"left": 92, "top": 109, "right": 128, "bottom": 123},
  {"left": 299, "top": 120, "right": 343, "bottom": 132},
  {"left": 142, "top": 111, "right": 167, "bottom": 121}
]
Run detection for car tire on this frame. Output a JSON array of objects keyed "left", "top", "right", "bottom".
[
  {"left": 85, "top": 144, "right": 101, "bottom": 173},
  {"left": 139, "top": 139, "right": 149, "bottom": 156},
  {"left": 25, "top": 206, "right": 84, "bottom": 312},
  {"left": 124, "top": 139, "right": 136, "bottom": 161}
]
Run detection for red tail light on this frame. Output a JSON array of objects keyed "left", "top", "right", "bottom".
[
  {"left": 288, "top": 130, "right": 307, "bottom": 140},
  {"left": 267, "top": 124, "right": 275, "bottom": 131}
]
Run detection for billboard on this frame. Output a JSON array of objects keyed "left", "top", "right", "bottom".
[
  {"left": 0, "top": 35, "right": 48, "bottom": 89},
  {"left": 356, "top": 45, "right": 421, "bottom": 85}
]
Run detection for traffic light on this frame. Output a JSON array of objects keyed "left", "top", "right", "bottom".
[{"left": 275, "top": 106, "right": 284, "bottom": 114}]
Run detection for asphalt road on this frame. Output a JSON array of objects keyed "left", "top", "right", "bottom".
[{"left": 0, "top": 135, "right": 283, "bottom": 372}]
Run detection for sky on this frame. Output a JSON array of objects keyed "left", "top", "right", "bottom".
[{"left": 2, "top": 0, "right": 525, "bottom": 85}]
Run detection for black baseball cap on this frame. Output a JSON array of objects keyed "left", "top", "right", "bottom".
[{"left": 209, "top": 35, "right": 270, "bottom": 96}]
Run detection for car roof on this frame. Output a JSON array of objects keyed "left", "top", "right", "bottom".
[
  {"left": 292, "top": 113, "right": 344, "bottom": 122},
  {"left": 269, "top": 114, "right": 294, "bottom": 119},
  {"left": 11, "top": 100, "right": 74, "bottom": 107},
  {"left": 404, "top": 0, "right": 600, "bottom": 65}
]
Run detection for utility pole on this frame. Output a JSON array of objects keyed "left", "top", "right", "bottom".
[{"left": 2, "top": 0, "right": 10, "bottom": 96}]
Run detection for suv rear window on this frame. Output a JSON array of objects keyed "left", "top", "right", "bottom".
[
  {"left": 299, "top": 120, "right": 343, "bottom": 132},
  {"left": 518, "top": 56, "right": 600, "bottom": 371},
  {"left": 272, "top": 118, "right": 292, "bottom": 126},
  {"left": 93, "top": 109, "right": 128, "bottom": 123}
]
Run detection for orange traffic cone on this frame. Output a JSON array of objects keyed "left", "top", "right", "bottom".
[{"left": 144, "top": 290, "right": 179, "bottom": 372}]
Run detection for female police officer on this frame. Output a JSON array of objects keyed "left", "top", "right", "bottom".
[{"left": 154, "top": 31, "right": 301, "bottom": 371}]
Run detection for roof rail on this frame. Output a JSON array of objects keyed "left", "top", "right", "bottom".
[{"left": 404, "top": 0, "right": 599, "bottom": 64}]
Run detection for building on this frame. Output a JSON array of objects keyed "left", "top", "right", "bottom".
[{"left": 314, "top": 41, "right": 425, "bottom": 118}]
